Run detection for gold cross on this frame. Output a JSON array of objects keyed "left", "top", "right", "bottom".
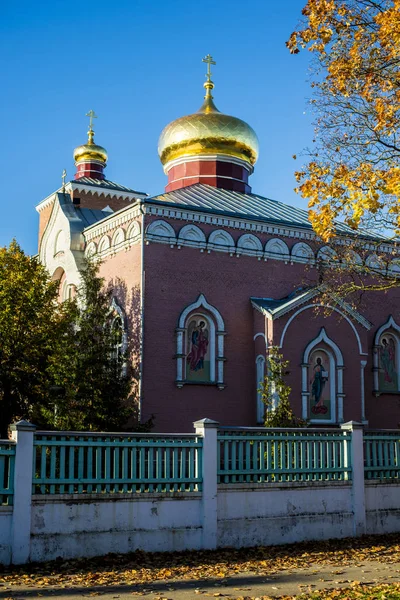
[
  {"left": 202, "top": 54, "right": 216, "bottom": 81},
  {"left": 61, "top": 169, "right": 67, "bottom": 186},
  {"left": 86, "top": 109, "right": 97, "bottom": 130}
]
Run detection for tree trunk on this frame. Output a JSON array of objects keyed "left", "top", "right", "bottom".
[{"left": 0, "top": 386, "right": 13, "bottom": 439}]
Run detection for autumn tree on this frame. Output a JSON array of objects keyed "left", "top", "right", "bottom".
[
  {"left": 288, "top": 0, "right": 400, "bottom": 293},
  {"left": 0, "top": 241, "right": 75, "bottom": 438},
  {"left": 260, "top": 348, "right": 306, "bottom": 428}
]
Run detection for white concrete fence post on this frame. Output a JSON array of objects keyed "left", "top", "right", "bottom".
[
  {"left": 10, "top": 420, "right": 36, "bottom": 564},
  {"left": 194, "top": 418, "right": 219, "bottom": 550},
  {"left": 340, "top": 420, "right": 366, "bottom": 536}
]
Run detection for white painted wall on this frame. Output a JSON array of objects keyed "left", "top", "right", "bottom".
[
  {"left": 3, "top": 421, "right": 400, "bottom": 565},
  {"left": 0, "top": 508, "right": 12, "bottom": 565},
  {"left": 217, "top": 482, "right": 353, "bottom": 547},
  {"left": 30, "top": 495, "right": 202, "bottom": 562},
  {"left": 365, "top": 482, "right": 400, "bottom": 535}
]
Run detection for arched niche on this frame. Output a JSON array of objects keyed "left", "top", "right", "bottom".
[
  {"left": 85, "top": 241, "right": 97, "bottom": 258},
  {"left": 317, "top": 246, "right": 338, "bottom": 264},
  {"left": 54, "top": 230, "right": 67, "bottom": 256},
  {"left": 176, "top": 294, "right": 225, "bottom": 389},
  {"left": 126, "top": 220, "right": 141, "bottom": 241},
  {"left": 98, "top": 235, "right": 111, "bottom": 254},
  {"left": 291, "top": 242, "right": 314, "bottom": 264},
  {"left": 237, "top": 233, "right": 263, "bottom": 256},
  {"left": 265, "top": 238, "right": 290, "bottom": 262},
  {"left": 208, "top": 230, "right": 235, "bottom": 253},
  {"left": 146, "top": 220, "right": 176, "bottom": 245},
  {"left": 302, "top": 327, "right": 344, "bottom": 424},
  {"left": 111, "top": 227, "right": 126, "bottom": 249},
  {"left": 177, "top": 224, "right": 206, "bottom": 249}
]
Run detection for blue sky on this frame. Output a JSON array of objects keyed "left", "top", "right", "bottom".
[{"left": 1, "top": 0, "right": 312, "bottom": 255}]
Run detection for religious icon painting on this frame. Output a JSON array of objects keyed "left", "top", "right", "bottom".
[
  {"left": 186, "top": 316, "right": 211, "bottom": 382},
  {"left": 379, "top": 334, "right": 398, "bottom": 392},
  {"left": 309, "top": 349, "right": 331, "bottom": 421}
]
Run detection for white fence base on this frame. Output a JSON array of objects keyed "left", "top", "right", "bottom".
[{"left": 1, "top": 420, "right": 400, "bottom": 565}]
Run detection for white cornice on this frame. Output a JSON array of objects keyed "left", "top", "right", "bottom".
[
  {"left": 83, "top": 203, "right": 142, "bottom": 241},
  {"left": 36, "top": 181, "right": 146, "bottom": 213},
  {"left": 144, "top": 204, "right": 316, "bottom": 239},
  {"left": 71, "top": 181, "right": 146, "bottom": 201}
]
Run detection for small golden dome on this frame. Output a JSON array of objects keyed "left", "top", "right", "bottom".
[
  {"left": 73, "top": 110, "right": 108, "bottom": 165},
  {"left": 73, "top": 131, "right": 108, "bottom": 165},
  {"left": 158, "top": 59, "right": 259, "bottom": 169}
]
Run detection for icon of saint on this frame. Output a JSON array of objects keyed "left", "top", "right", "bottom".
[
  {"left": 310, "top": 357, "right": 328, "bottom": 414},
  {"left": 187, "top": 320, "right": 209, "bottom": 373}
]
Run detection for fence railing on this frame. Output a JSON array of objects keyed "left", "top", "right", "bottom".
[
  {"left": 33, "top": 432, "right": 203, "bottom": 494},
  {"left": 0, "top": 441, "right": 16, "bottom": 505},
  {"left": 364, "top": 431, "right": 400, "bottom": 480},
  {"left": 217, "top": 427, "right": 352, "bottom": 484}
]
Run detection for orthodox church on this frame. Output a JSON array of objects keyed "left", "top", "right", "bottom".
[{"left": 36, "top": 56, "right": 400, "bottom": 432}]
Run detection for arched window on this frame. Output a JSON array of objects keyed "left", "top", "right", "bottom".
[
  {"left": 373, "top": 317, "right": 400, "bottom": 393},
  {"left": 176, "top": 294, "right": 225, "bottom": 389},
  {"left": 109, "top": 298, "right": 127, "bottom": 367},
  {"left": 63, "top": 283, "right": 76, "bottom": 301},
  {"left": 111, "top": 315, "right": 124, "bottom": 362}
]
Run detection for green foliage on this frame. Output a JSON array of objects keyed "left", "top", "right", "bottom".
[
  {"left": 0, "top": 240, "right": 75, "bottom": 438},
  {"left": 43, "top": 260, "right": 134, "bottom": 432},
  {"left": 260, "top": 347, "right": 307, "bottom": 428},
  {"left": 0, "top": 242, "right": 140, "bottom": 435}
]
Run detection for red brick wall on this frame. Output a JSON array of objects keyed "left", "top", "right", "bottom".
[
  {"left": 71, "top": 190, "right": 134, "bottom": 212},
  {"left": 95, "top": 213, "right": 400, "bottom": 432},
  {"left": 139, "top": 229, "right": 399, "bottom": 432},
  {"left": 38, "top": 201, "right": 55, "bottom": 252}
]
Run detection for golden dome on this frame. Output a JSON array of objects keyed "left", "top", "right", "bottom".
[
  {"left": 73, "top": 131, "right": 108, "bottom": 165},
  {"left": 158, "top": 60, "right": 259, "bottom": 169},
  {"left": 73, "top": 110, "right": 108, "bottom": 165}
]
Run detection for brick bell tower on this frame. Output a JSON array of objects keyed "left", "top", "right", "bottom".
[{"left": 158, "top": 55, "right": 259, "bottom": 194}]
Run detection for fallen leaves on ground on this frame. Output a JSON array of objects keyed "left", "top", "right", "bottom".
[
  {"left": 1, "top": 533, "right": 400, "bottom": 590},
  {"left": 232, "top": 581, "right": 400, "bottom": 599}
]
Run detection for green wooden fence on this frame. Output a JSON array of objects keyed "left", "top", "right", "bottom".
[
  {"left": 0, "top": 441, "right": 16, "bottom": 505},
  {"left": 218, "top": 428, "right": 352, "bottom": 483},
  {"left": 364, "top": 431, "right": 400, "bottom": 480},
  {"left": 33, "top": 432, "right": 203, "bottom": 494}
]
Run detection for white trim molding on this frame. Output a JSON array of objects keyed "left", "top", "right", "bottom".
[
  {"left": 256, "top": 355, "right": 266, "bottom": 424},
  {"left": 280, "top": 303, "right": 368, "bottom": 355},
  {"left": 176, "top": 294, "right": 226, "bottom": 389},
  {"left": 360, "top": 360, "right": 368, "bottom": 423}
]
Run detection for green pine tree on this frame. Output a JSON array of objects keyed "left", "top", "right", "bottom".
[
  {"left": 0, "top": 240, "right": 75, "bottom": 438},
  {"left": 48, "top": 260, "right": 134, "bottom": 431}
]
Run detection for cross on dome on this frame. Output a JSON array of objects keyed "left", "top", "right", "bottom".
[
  {"left": 85, "top": 109, "right": 98, "bottom": 144},
  {"left": 202, "top": 54, "right": 216, "bottom": 99},
  {"left": 202, "top": 54, "right": 216, "bottom": 81}
]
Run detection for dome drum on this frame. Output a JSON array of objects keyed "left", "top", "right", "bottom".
[
  {"left": 74, "top": 161, "right": 106, "bottom": 181},
  {"left": 165, "top": 157, "right": 251, "bottom": 193}
]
